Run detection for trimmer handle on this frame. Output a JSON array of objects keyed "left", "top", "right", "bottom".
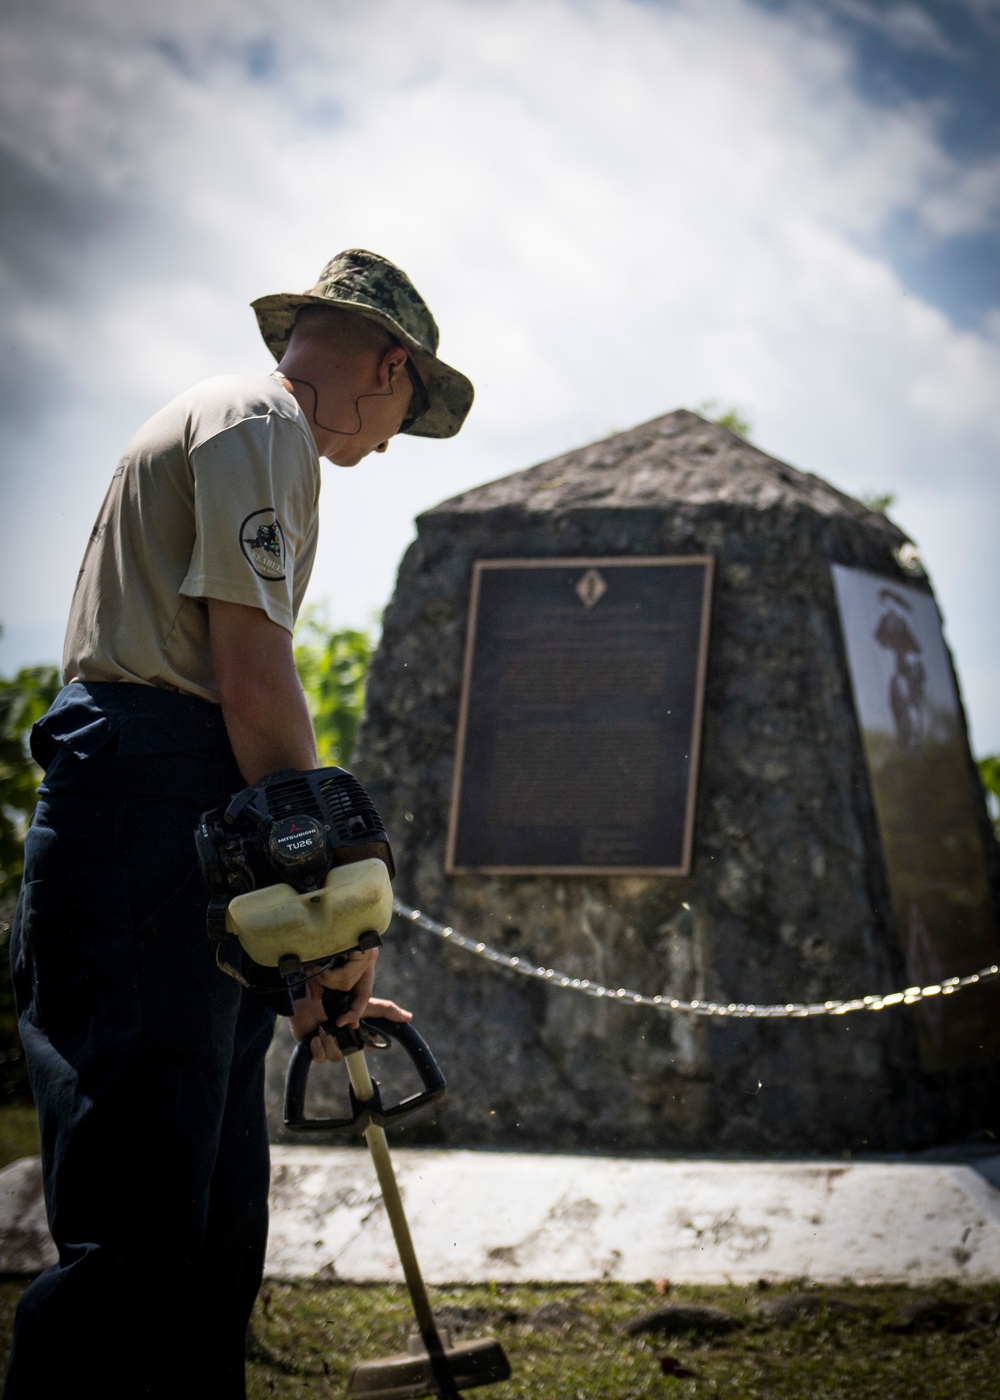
[{"left": 283, "top": 988, "right": 446, "bottom": 1131}]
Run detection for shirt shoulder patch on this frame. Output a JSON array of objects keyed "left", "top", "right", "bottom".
[{"left": 240, "top": 508, "right": 287, "bottom": 582}]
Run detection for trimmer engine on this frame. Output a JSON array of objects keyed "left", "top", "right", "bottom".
[{"left": 196, "top": 767, "right": 396, "bottom": 1003}]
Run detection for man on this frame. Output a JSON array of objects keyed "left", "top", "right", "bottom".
[{"left": 6, "top": 250, "right": 474, "bottom": 1398}]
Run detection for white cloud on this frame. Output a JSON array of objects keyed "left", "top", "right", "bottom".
[
  {"left": 826, "top": 1, "right": 964, "bottom": 59},
  {"left": 1, "top": 0, "right": 998, "bottom": 747}
]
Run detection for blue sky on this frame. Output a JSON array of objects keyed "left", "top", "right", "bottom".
[
  {"left": 755, "top": 0, "right": 1000, "bottom": 324},
  {"left": 1, "top": 0, "right": 998, "bottom": 749}
]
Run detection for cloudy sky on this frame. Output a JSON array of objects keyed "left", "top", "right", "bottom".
[{"left": 1, "top": 0, "right": 998, "bottom": 750}]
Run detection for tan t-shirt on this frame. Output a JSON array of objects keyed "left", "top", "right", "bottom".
[{"left": 63, "top": 375, "right": 320, "bottom": 704}]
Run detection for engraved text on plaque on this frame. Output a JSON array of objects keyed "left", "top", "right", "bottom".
[{"left": 446, "top": 557, "right": 714, "bottom": 874}]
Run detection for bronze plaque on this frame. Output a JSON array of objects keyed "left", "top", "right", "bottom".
[
  {"left": 446, "top": 557, "right": 714, "bottom": 875},
  {"left": 832, "top": 564, "right": 1000, "bottom": 1070}
]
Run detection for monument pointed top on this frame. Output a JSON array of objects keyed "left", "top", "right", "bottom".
[{"left": 423, "top": 409, "right": 895, "bottom": 528}]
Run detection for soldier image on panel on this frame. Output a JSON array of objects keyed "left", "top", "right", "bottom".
[
  {"left": 874, "top": 587, "right": 927, "bottom": 754},
  {"left": 5, "top": 251, "right": 474, "bottom": 1398}
]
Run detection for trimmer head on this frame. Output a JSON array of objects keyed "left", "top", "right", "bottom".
[{"left": 347, "top": 1334, "right": 511, "bottom": 1399}]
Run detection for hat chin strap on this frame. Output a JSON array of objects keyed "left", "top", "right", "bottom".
[{"left": 269, "top": 369, "right": 398, "bottom": 440}]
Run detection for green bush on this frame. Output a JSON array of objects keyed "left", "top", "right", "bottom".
[
  {"left": 293, "top": 606, "right": 374, "bottom": 767},
  {"left": 979, "top": 755, "right": 1000, "bottom": 841},
  {"left": 0, "top": 665, "right": 61, "bottom": 897},
  {"left": 0, "top": 662, "right": 60, "bottom": 1103},
  {"left": 697, "top": 398, "right": 751, "bottom": 439}
]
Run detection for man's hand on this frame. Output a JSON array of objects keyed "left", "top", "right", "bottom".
[
  {"left": 302, "top": 997, "right": 413, "bottom": 1065},
  {"left": 289, "top": 949, "right": 412, "bottom": 1063}
]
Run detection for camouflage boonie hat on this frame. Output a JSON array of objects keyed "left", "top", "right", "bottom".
[{"left": 251, "top": 249, "right": 473, "bottom": 439}]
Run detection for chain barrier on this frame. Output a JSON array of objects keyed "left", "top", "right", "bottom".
[{"left": 393, "top": 898, "right": 1000, "bottom": 1021}]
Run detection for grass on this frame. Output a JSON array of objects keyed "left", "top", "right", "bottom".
[
  {"left": 0, "top": 1106, "right": 38, "bottom": 1172},
  {"left": 245, "top": 1279, "right": 1000, "bottom": 1398},
  {"left": 242, "top": 1279, "right": 1000, "bottom": 1398},
  {"left": 0, "top": 1263, "right": 997, "bottom": 1394}
]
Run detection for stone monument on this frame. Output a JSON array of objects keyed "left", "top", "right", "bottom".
[{"left": 269, "top": 411, "right": 1000, "bottom": 1154}]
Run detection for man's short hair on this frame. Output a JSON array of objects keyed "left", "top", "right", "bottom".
[{"left": 288, "top": 304, "right": 397, "bottom": 357}]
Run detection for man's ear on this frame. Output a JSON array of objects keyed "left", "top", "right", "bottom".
[{"left": 381, "top": 344, "right": 408, "bottom": 386}]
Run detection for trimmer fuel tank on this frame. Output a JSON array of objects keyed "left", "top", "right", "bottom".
[{"left": 225, "top": 857, "right": 393, "bottom": 967}]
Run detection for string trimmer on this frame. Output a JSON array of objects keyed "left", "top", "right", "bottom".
[
  {"left": 285, "top": 990, "right": 510, "bottom": 1396},
  {"left": 196, "top": 766, "right": 511, "bottom": 1398}
]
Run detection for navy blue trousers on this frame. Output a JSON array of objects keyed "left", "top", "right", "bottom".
[{"left": 4, "top": 685, "right": 274, "bottom": 1399}]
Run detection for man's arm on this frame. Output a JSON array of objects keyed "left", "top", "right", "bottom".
[
  {"left": 207, "top": 598, "right": 396, "bottom": 1055},
  {"left": 207, "top": 598, "right": 318, "bottom": 782}
]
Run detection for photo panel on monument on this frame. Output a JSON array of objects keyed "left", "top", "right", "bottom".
[{"left": 832, "top": 563, "right": 1000, "bottom": 1072}]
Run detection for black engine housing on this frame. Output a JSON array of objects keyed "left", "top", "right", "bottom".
[{"left": 196, "top": 766, "right": 395, "bottom": 946}]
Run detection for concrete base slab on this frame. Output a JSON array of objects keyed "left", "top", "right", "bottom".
[
  {"left": 3, "top": 1148, "right": 1000, "bottom": 1285},
  {"left": 0, "top": 1157, "right": 56, "bottom": 1276},
  {"left": 265, "top": 1148, "right": 1000, "bottom": 1286}
]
